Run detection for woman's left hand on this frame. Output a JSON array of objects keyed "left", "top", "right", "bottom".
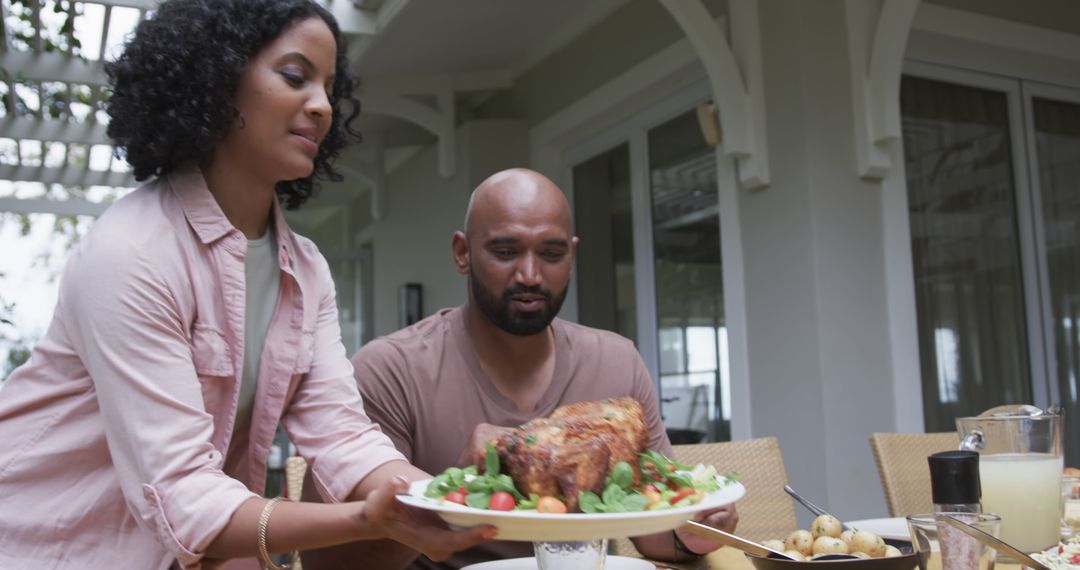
[{"left": 360, "top": 475, "right": 497, "bottom": 561}]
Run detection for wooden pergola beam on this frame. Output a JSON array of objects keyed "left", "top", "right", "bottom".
[
  {"left": 0, "top": 196, "right": 110, "bottom": 217},
  {"left": 0, "top": 164, "right": 135, "bottom": 188},
  {"left": 1, "top": 116, "right": 111, "bottom": 146},
  {"left": 0, "top": 50, "right": 107, "bottom": 87}
]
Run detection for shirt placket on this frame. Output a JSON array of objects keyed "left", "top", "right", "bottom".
[{"left": 246, "top": 243, "right": 304, "bottom": 491}]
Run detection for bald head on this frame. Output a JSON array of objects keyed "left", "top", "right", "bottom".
[{"left": 464, "top": 168, "right": 572, "bottom": 239}]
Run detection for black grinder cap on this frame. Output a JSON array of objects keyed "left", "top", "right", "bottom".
[{"left": 928, "top": 450, "right": 981, "bottom": 505}]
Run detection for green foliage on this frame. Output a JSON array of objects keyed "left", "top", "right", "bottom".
[
  {"left": 2, "top": 339, "right": 31, "bottom": 381},
  {"left": 0, "top": 278, "right": 31, "bottom": 382},
  {"left": 0, "top": 1, "right": 97, "bottom": 380}
]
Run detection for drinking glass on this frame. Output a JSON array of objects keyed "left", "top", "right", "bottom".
[
  {"left": 1063, "top": 476, "right": 1080, "bottom": 539},
  {"left": 956, "top": 405, "right": 1063, "bottom": 554},
  {"left": 533, "top": 539, "right": 608, "bottom": 569},
  {"left": 907, "top": 513, "right": 1000, "bottom": 570}
]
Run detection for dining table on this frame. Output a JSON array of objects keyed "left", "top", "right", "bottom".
[{"left": 639, "top": 543, "right": 1028, "bottom": 570}]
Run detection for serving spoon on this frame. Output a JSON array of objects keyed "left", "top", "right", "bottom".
[
  {"left": 682, "top": 521, "right": 860, "bottom": 561},
  {"left": 784, "top": 485, "right": 855, "bottom": 531}
]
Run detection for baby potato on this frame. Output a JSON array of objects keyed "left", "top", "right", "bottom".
[
  {"left": 763, "top": 539, "right": 786, "bottom": 552},
  {"left": 784, "top": 550, "right": 807, "bottom": 561},
  {"left": 810, "top": 515, "right": 843, "bottom": 539},
  {"left": 883, "top": 545, "right": 903, "bottom": 558},
  {"left": 850, "top": 552, "right": 871, "bottom": 559},
  {"left": 812, "top": 536, "right": 849, "bottom": 556},
  {"left": 784, "top": 529, "right": 814, "bottom": 556},
  {"left": 839, "top": 529, "right": 856, "bottom": 546},
  {"left": 850, "top": 530, "right": 886, "bottom": 558}
]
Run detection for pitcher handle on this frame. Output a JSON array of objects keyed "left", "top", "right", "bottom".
[{"left": 958, "top": 430, "right": 984, "bottom": 452}]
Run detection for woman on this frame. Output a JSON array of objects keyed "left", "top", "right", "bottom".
[{"left": 0, "top": 1, "right": 492, "bottom": 568}]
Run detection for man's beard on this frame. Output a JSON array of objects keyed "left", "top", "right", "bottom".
[{"left": 470, "top": 271, "right": 568, "bottom": 336}]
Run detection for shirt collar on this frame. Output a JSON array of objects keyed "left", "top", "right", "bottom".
[
  {"left": 168, "top": 165, "right": 235, "bottom": 245},
  {"left": 167, "top": 165, "right": 292, "bottom": 260}
]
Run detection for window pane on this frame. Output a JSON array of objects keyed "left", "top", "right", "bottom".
[
  {"left": 1033, "top": 96, "right": 1080, "bottom": 464},
  {"left": 901, "top": 75, "right": 1032, "bottom": 431},
  {"left": 648, "top": 109, "right": 728, "bottom": 443},
  {"left": 573, "top": 144, "right": 638, "bottom": 342}
]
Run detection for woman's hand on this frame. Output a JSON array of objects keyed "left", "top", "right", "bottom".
[
  {"left": 673, "top": 503, "right": 739, "bottom": 554},
  {"left": 360, "top": 475, "right": 497, "bottom": 561}
]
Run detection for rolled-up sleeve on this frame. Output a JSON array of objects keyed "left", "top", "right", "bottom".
[
  {"left": 282, "top": 256, "right": 405, "bottom": 503},
  {"left": 62, "top": 238, "right": 257, "bottom": 566}
]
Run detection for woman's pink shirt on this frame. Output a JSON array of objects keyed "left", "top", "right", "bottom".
[{"left": 0, "top": 167, "right": 404, "bottom": 569}]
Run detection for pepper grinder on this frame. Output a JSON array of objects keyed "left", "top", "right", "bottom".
[
  {"left": 929, "top": 450, "right": 982, "bottom": 570},
  {"left": 928, "top": 450, "right": 982, "bottom": 513}
]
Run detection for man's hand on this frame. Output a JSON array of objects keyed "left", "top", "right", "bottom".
[
  {"left": 361, "top": 475, "right": 496, "bottom": 561},
  {"left": 457, "top": 422, "right": 514, "bottom": 467},
  {"left": 673, "top": 503, "right": 739, "bottom": 555}
]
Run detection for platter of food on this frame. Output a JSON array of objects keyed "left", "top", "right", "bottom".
[
  {"left": 396, "top": 397, "right": 745, "bottom": 542},
  {"left": 398, "top": 473, "right": 745, "bottom": 542}
]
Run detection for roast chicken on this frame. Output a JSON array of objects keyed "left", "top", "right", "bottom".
[{"left": 480, "top": 397, "right": 649, "bottom": 512}]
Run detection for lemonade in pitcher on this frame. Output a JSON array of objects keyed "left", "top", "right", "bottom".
[
  {"left": 980, "top": 453, "right": 1063, "bottom": 553},
  {"left": 957, "top": 405, "right": 1064, "bottom": 556}
]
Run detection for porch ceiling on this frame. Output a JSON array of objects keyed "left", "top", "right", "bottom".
[{"left": 1, "top": 0, "right": 626, "bottom": 209}]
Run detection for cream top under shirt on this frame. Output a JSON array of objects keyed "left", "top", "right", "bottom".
[{"left": 230, "top": 228, "right": 281, "bottom": 455}]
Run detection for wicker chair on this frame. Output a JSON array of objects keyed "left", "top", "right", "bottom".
[
  {"left": 869, "top": 432, "right": 959, "bottom": 517},
  {"left": 283, "top": 456, "right": 308, "bottom": 570},
  {"left": 613, "top": 436, "right": 798, "bottom": 557}
]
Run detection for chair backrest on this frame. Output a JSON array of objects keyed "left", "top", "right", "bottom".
[
  {"left": 613, "top": 437, "right": 797, "bottom": 556},
  {"left": 674, "top": 437, "right": 798, "bottom": 542},
  {"left": 284, "top": 456, "right": 308, "bottom": 570},
  {"left": 869, "top": 432, "right": 959, "bottom": 517}
]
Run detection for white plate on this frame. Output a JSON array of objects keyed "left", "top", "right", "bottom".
[
  {"left": 847, "top": 517, "right": 910, "bottom": 540},
  {"left": 397, "top": 477, "right": 745, "bottom": 542},
  {"left": 461, "top": 555, "right": 655, "bottom": 570}
]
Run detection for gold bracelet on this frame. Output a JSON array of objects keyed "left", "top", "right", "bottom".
[{"left": 257, "top": 497, "right": 298, "bottom": 570}]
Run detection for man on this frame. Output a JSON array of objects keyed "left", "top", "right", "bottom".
[{"left": 313, "top": 168, "right": 736, "bottom": 569}]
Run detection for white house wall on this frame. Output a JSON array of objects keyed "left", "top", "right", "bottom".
[
  {"left": 729, "top": 0, "right": 892, "bottom": 523},
  {"left": 364, "top": 120, "right": 529, "bottom": 337}
]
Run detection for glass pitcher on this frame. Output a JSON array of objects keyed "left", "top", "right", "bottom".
[{"left": 956, "top": 405, "right": 1063, "bottom": 554}]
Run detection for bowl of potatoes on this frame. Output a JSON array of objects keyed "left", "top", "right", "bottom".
[{"left": 746, "top": 515, "right": 917, "bottom": 570}]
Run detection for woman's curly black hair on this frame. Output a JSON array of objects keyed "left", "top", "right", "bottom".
[{"left": 105, "top": 0, "right": 361, "bottom": 210}]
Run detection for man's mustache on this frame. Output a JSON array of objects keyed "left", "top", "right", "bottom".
[{"left": 501, "top": 285, "right": 553, "bottom": 301}]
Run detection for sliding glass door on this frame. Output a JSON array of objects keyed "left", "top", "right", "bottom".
[
  {"left": 1029, "top": 88, "right": 1080, "bottom": 463},
  {"left": 570, "top": 91, "right": 733, "bottom": 443},
  {"left": 900, "top": 74, "right": 1032, "bottom": 430},
  {"left": 902, "top": 64, "right": 1080, "bottom": 462}
]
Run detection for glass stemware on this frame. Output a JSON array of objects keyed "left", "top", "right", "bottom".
[{"left": 533, "top": 539, "right": 609, "bottom": 569}]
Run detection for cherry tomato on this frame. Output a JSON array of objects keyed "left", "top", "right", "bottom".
[
  {"left": 489, "top": 491, "right": 516, "bottom": 511},
  {"left": 671, "top": 487, "right": 696, "bottom": 503},
  {"left": 444, "top": 490, "right": 466, "bottom": 505},
  {"left": 536, "top": 496, "right": 568, "bottom": 514}
]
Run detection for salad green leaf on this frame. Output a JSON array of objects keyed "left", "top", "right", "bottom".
[{"left": 484, "top": 442, "right": 499, "bottom": 476}]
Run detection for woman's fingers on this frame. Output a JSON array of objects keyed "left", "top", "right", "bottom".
[
  {"left": 362, "top": 475, "right": 409, "bottom": 526},
  {"left": 364, "top": 475, "right": 496, "bottom": 559},
  {"left": 409, "top": 524, "right": 497, "bottom": 561}
]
